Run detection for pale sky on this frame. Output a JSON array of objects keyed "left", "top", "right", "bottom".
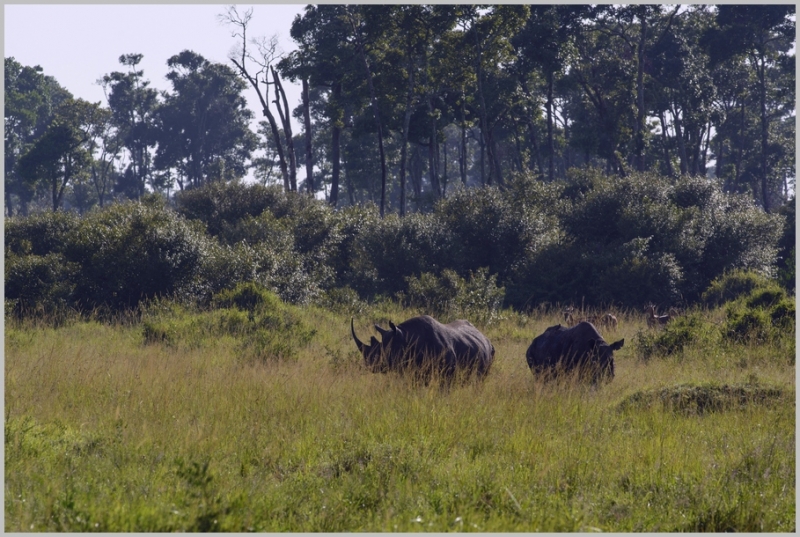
[{"left": 4, "top": 4, "right": 307, "bottom": 132}]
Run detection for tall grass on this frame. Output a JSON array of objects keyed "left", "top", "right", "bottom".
[{"left": 5, "top": 306, "right": 795, "bottom": 531}]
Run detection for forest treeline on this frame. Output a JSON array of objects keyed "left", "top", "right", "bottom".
[
  {"left": 4, "top": 5, "right": 796, "bottom": 217},
  {"left": 5, "top": 170, "right": 794, "bottom": 317}
]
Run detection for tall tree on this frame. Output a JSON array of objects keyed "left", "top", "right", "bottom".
[
  {"left": 343, "top": 6, "right": 389, "bottom": 217},
  {"left": 706, "top": 5, "right": 795, "bottom": 211},
  {"left": 283, "top": 5, "right": 359, "bottom": 206},
  {"left": 154, "top": 50, "right": 257, "bottom": 189},
  {"left": 5, "top": 57, "right": 72, "bottom": 215},
  {"left": 100, "top": 53, "right": 159, "bottom": 199},
  {"left": 18, "top": 98, "right": 104, "bottom": 211}
]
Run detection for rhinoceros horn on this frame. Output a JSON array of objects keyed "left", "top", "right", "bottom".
[
  {"left": 374, "top": 324, "right": 392, "bottom": 339},
  {"left": 351, "top": 318, "right": 366, "bottom": 353}
]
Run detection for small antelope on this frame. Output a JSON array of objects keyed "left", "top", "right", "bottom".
[{"left": 645, "top": 304, "right": 671, "bottom": 327}]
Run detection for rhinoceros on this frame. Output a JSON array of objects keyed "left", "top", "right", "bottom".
[
  {"left": 526, "top": 322, "right": 624, "bottom": 382},
  {"left": 351, "top": 315, "right": 494, "bottom": 381}
]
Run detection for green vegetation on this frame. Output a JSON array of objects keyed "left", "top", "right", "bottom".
[
  {"left": 5, "top": 284, "right": 795, "bottom": 531},
  {"left": 6, "top": 6, "right": 794, "bottom": 528},
  {"left": 5, "top": 174, "right": 788, "bottom": 317}
]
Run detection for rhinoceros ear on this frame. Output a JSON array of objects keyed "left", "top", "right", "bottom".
[
  {"left": 609, "top": 339, "right": 624, "bottom": 351},
  {"left": 374, "top": 324, "right": 391, "bottom": 339}
]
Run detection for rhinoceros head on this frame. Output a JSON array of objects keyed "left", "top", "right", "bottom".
[{"left": 351, "top": 318, "right": 407, "bottom": 372}]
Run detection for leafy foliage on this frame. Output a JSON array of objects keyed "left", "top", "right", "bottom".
[
  {"left": 401, "top": 268, "right": 506, "bottom": 324},
  {"left": 142, "top": 282, "right": 314, "bottom": 362},
  {"left": 634, "top": 311, "right": 715, "bottom": 361}
]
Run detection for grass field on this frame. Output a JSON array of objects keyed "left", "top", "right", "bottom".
[{"left": 4, "top": 303, "right": 795, "bottom": 532}]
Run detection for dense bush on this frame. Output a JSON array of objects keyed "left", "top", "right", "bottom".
[
  {"left": 702, "top": 270, "right": 774, "bottom": 307},
  {"left": 548, "top": 170, "right": 784, "bottom": 306},
  {"left": 723, "top": 282, "right": 795, "bottom": 344},
  {"left": 175, "top": 181, "right": 285, "bottom": 236},
  {"left": 435, "top": 185, "right": 556, "bottom": 281},
  {"left": 634, "top": 311, "right": 715, "bottom": 361},
  {"left": 5, "top": 198, "right": 211, "bottom": 313},
  {"left": 4, "top": 170, "right": 791, "bottom": 316},
  {"left": 64, "top": 197, "right": 211, "bottom": 311},
  {"left": 143, "top": 282, "right": 314, "bottom": 362},
  {"left": 5, "top": 210, "right": 80, "bottom": 256},
  {"left": 352, "top": 212, "right": 455, "bottom": 297},
  {"left": 5, "top": 252, "right": 79, "bottom": 316},
  {"left": 401, "top": 268, "right": 506, "bottom": 324}
]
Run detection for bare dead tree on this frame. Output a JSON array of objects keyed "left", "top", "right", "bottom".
[{"left": 219, "top": 6, "right": 292, "bottom": 191}]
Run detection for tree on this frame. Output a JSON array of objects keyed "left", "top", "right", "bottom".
[
  {"left": 154, "top": 50, "right": 257, "bottom": 189},
  {"left": 100, "top": 54, "right": 159, "bottom": 200},
  {"left": 18, "top": 98, "right": 104, "bottom": 211},
  {"left": 5, "top": 57, "right": 72, "bottom": 215},
  {"left": 221, "top": 6, "right": 294, "bottom": 192},
  {"left": 705, "top": 5, "right": 795, "bottom": 211},
  {"left": 512, "top": 6, "right": 590, "bottom": 181}
]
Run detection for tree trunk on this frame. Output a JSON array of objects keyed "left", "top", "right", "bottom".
[
  {"left": 229, "top": 56, "right": 290, "bottom": 191},
  {"left": 460, "top": 114, "right": 468, "bottom": 186},
  {"left": 442, "top": 136, "right": 448, "bottom": 196},
  {"left": 428, "top": 97, "right": 441, "bottom": 197},
  {"left": 302, "top": 78, "right": 314, "bottom": 194},
  {"left": 410, "top": 145, "right": 423, "bottom": 199},
  {"left": 635, "top": 17, "right": 647, "bottom": 172},
  {"left": 658, "top": 111, "right": 673, "bottom": 177},
  {"left": 672, "top": 105, "right": 688, "bottom": 175},
  {"left": 5, "top": 189, "right": 14, "bottom": 217},
  {"left": 349, "top": 11, "right": 387, "bottom": 217},
  {"left": 329, "top": 82, "right": 342, "bottom": 207},
  {"left": 472, "top": 21, "right": 503, "bottom": 186},
  {"left": 479, "top": 130, "right": 486, "bottom": 185},
  {"left": 734, "top": 100, "right": 744, "bottom": 188},
  {"left": 546, "top": 71, "right": 555, "bottom": 182},
  {"left": 271, "top": 67, "right": 297, "bottom": 192},
  {"left": 519, "top": 78, "right": 543, "bottom": 176},
  {"left": 398, "top": 58, "right": 416, "bottom": 217},
  {"left": 757, "top": 51, "right": 770, "bottom": 211}
]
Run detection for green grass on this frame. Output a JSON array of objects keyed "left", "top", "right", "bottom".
[{"left": 5, "top": 305, "right": 795, "bottom": 531}]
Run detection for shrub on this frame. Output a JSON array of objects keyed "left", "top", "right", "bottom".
[
  {"left": 143, "top": 284, "right": 315, "bottom": 362},
  {"left": 4, "top": 210, "right": 80, "bottom": 256},
  {"left": 4, "top": 252, "right": 79, "bottom": 317},
  {"left": 402, "top": 268, "right": 505, "bottom": 324},
  {"left": 353, "top": 212, "right": 455, "bottom": 297},
  {"left": 618, "top": 382, "right": 788, "bottom": 415},
  {"left": 702, "top": 270, "right": 773, "bottom": 307},
  {"left": 435, "top": 185, "right": 555, "bottom": 281},
  {"left": 175, "top": 181, "right": 284, "bottom": 236},
  {"left": 634, "top": 311, "right": 714, "bottom": 360},
  {"left": 319, "top": 287, "right": 369, "bottom": 315},
  {"left": 212, "top": 281, "right": 282, "bottom": 314},
  {"left": 65, "top": 198, "right": 212, "bottom": 311},
  {"left": 723, "top": 287, "right": 795, "bottom": 344}
]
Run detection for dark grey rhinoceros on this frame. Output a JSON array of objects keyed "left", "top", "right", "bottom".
[
  {"left": 526, "top": 322, "right": 624, "bottom": 382},
  {"left": 351, "top": 315, "right": 494, "bottom": 381}
]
